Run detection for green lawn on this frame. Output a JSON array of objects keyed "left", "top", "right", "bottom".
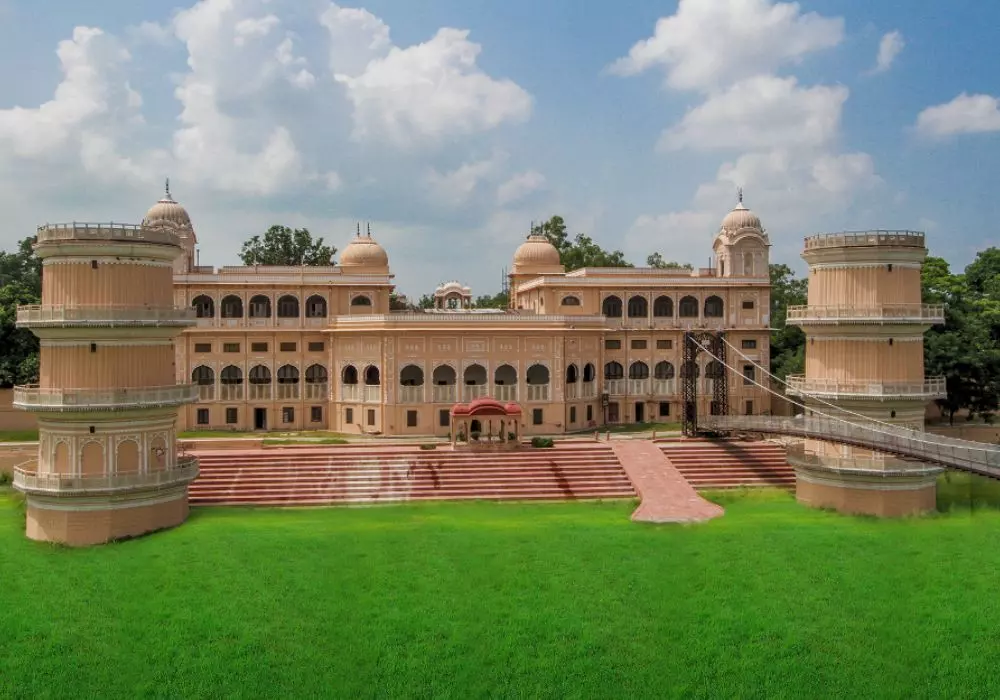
[
  {"left": 178, "top": 430, "right": 355, "bottom": 439},
  {"left": 0, "top": 429, "right": 38, "bottom": 442},
  {"left": 4, "top": 488, "right": 1000, "bottom": 697}
]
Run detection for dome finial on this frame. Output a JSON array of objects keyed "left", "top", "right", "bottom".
[
  {"left": 737, "top": 186, "right": 743, "bottom": 205},
  {"left": 165, "top": 177, "right": 171, "bottom": 199},
  {"left": 356, "top": 221, "right": 360, "bottom": 238},
  {"left": 367, "top": 222, "right": 372, "bottom": 238}
]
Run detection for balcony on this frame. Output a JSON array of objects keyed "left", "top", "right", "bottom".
[
  {"left": 35, "top": 222, "right": 180, "bottom": 247},
  {"left": 803, "top": 230, "right": 925, "bottom": 250},
  {"left": 13, "top": 456, "right": 199, "bottom": 496},
  {"left": 399, "top": 385, "right": 424, "bottom": 404},
  {"left": 628, "top": 379, "right": 650, "bottom": 396},
  {"left": 526, "top": 384, "right": 550, "bottom": 402},
  {"left": 652, "top": 379, "right": 677, "bottom": 396},
  {"left": 17, "top": 305, "right": 197, "bottom": 328},
  {"left": 493, "top": 385, "right": 518, "bottom": 402},
  {"left": 305, "top": 383, "right": 328, "bottom": 400},
  {"left": 786, "top": 304, "right": 945, "bottom": 325},
  {"left": 463, "top": 384, "right": 489, "bottom": 402},
  {"left": 785, "top": 375, "right": 947, "bottom": 401},
  {"left": 605, "top": 379, "right": 626, "bottom": 396},
  {"left": 340, "top": 385, "right": 381, "bottom": 402},
  {"left": 13, "top": 384, "right": 198, "bottom": 412},
  {"left": 432, "top": 385, "right": 457, "bottom": 403},
  {"left": 219, "top": 384, "right": 244, "bottom": 401},
  {"left": 249, "top": 384, "right": 272, "bottom": 401}
]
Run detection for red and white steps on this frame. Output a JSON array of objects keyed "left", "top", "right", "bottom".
[
  {"left": 188, "top": 442, "right": 636, "bottom": 506},
  {"left": 657, "top": 439, "right": 795, "bottom": 489}
]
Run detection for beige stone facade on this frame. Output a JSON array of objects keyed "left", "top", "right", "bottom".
[{"left": 163, "top": 190, "right": 772, "bottom": 436}]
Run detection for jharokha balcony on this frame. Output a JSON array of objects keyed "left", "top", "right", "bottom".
[
  {"left": 16, "top": 305, "right": 197, "bottom": 328},
  {"left": 13, "top": 384, "right": 199, "bottom": 412},
  {"left": 786, "top": 303, "right": 945, "bottom": 325},
  {"left": 785, "top": 375, "right": 947, "bottom": 401},
  {"left": 13, "top": 456, "right": 199, "bottom": 496}
]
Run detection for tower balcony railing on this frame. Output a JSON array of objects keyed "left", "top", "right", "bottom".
[
  {"left": 13, "top": 384, "right": 198, "bottom": 411},
  {"left": 785, "top": 375, "right": 948, "bottom": 400},
  {"left": 786, "top": 303, "right": 945, "bottom": 324},
  {"left": 803, "top": 230, "right": 925, "bottom": 250},
  {"left": 17, "top": 304, "right": 197, "bottom": 327},
  {"left": 36, "top": 222, "right": 180, "bottom": 247},
  {"left": 13, "top": 455, "right": 199, "bottom": 495}
]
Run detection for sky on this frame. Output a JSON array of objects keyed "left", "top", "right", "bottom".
[{"left": 0, "top": 0, "right": 998, "bottom": 297}]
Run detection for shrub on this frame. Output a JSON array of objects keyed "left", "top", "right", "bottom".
[
  {"left": 456, "top": 431, "right": 466, "bottom": 442},
  {"left": 508, "top": 432, "right": 517, "bottom": 442},
  {"left": 531, "top": 437, "right": 554, "bottom": 448},
  {"left": 0, "top": 471, "right": 11, "bottom": 486},
  {"left": 419, "top": 443, "right": 437, "bottom": 450}
]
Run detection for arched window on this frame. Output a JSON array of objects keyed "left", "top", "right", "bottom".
[
  {"left": 654, "top": 361, "right": 675, "bottom": 380},
  {"left": 679, "top": 296, "right": 699, "bottom": 318},
  {"left": 277, "top": 365, "right": 299, "bottom": 384},
  {"left": 192, "top": 295, "right": 214, "bottom": 318},
  {"left": 305, "top": 295, "right": 327, "bottom": 318},
  {"left": 277, "top": 295, "right": 299, "bottom": 318},
  {"left": 192, "top": 366, "right": 214, "bottom": 385},
  {"left": 305, "top": 365, "right": 328, "bottom": 384},
  {"left": 249, "top": 365, "right": 272, "bottom": 384},
  {"left": 221, "top": 295, "right": 243, "bottom": 318},
  {"left": 629, "top": 361, "right": 649, "bottom": 380},
  {"left": 364, "top": 366, "right": 381, "bottom": 385},
  {"left": 561, "top": 296, "right": 581, "bottom": 306},
  {"left": 602, "top": 295, "right": 623, "bottom": 318},
  {"left": 400, "top": 365, "right": 425, "bottom": 386},
  {"left": 464, "top": 364, "right": 487, "bottom": 385},
  {"left": 744, "top": 252, "right": 754, "bottom": 277},
  {"left": 680, "top": 361, "right": 700, "bottom": 378},
  {"left": 494, "top": 364, "right": 517, "bottom": 386},
  {"left": 526, "top": 364, "right": 550, "bottom": 384},
  {"left": 342, "top": 365, "right": 358, "bottom": 385},
  {"left": 249, "top": 295, "right": 271, "bottom": 318},
  {"left": 351, "top": 295, "right": 373, "bottom": 307},
  {"left": 566, "top": 364, "right": 579, "bottom": 383},
  {"left": 705, "top": 360, "right": 724, "bottom": 379},
  {"left": 583, "top": 363, "right": 596, "bottom": 382},
  {"left": 433, "top": 365, "right": 457, "bottom": 385},
  {"left": 627, "top": 295, "right": 648, "bottom": 318},
  {"left": 604, "top": 361, "right": 624, "bottom": 380},
  {"left": 704, "top": 296, "right": 724, "bottom": 318},
  {"left": 220, "top": 366, "right": 243, "bottom": 384},
  {"left": 653, "top": 296, "right": 673, "bottom": 318}
]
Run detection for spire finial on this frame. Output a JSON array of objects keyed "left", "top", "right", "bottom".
[
  {"left": 356, "top": 221, "right": 360, "bottom": 237},
  {"left": 366, "top": 222, "right": 372, "bottom": 238},
  {"left": 165, "top": 177, "right": 171, "bottom": 199},
  {"left": 737, "top": 186, "right": 743, "bottom": 205}
]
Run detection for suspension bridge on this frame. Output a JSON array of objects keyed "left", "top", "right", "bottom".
[{"left": 681, "top": 333, "right": 1000, "bottom": 478}]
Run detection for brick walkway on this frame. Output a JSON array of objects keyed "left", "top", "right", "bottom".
[{"left": 612, "top": 440, "right": 724, "bottom": 523}]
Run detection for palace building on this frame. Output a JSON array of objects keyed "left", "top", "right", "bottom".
[{"left": 156, "top": 186, "right": 772, "bottom": 436}]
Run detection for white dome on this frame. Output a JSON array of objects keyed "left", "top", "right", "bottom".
[
  {"left": 142, "top": 181, "right": 192, "bottom": 229},
  {"left": 720, "top": 192, "right": 763, "bottom": 232},
  {"left": 340, "top": 228, "right": 389, "bottom": 269}
]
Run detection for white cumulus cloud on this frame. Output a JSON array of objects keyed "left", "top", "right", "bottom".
[
  {"left": 660, "top": 75, "right": 848, "bottom": 152},
  {"left": 870, "top": 30, "right": 904, "bottom": 74},
  {"left": 915, "top": 93, "right": 1000, "bottom": 137},
  {"left": 608, "top": 0, "right": 844, "bottom": 92},
  {"left": 497, "top": 170, "right": 546, "bottom": 206}
]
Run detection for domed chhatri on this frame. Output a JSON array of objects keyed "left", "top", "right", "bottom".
[
  {"left": 340, "top": 223, "right": 389, "bottom": 270},
  {"left": 143, "top": 179, "right": 193, "bottom": 229},
  {"left": 513, "top": 233, "right": 561, "bottom": 268},
  {"left": 719, "top": 188, "right": 763, "bottom": 232}
]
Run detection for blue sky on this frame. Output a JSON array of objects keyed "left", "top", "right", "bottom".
[{"left": 0, "top": 0, "right": 997, "bottom": 296}]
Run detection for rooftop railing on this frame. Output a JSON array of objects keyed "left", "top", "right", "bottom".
[
  {"left": 803, "top": 231, "right": 925, "bottom": 249},
  {"left": 786, "top": 303, "right": 945, "bottom": 323},
  {"left": 13, "top": 456, "right": 199, "bottom": 495},
  {"left": 13, "top": 384, "right": 198, "bottom": 411},
  {"left": 17, "top": 305, "right": 197, "bottom": 326},
  {"left": 36, "top": 223, "right": 180, "bottom": 247},
  {"left": 785, "top": 375, "right": 947, "bottom": 399}
]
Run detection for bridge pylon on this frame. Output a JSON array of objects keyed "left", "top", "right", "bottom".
[{"left": 681, "top": 331, "right": 728, "bottom": 437}]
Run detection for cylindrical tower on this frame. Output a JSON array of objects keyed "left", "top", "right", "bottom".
[
  {"left": 13, "top": 222, "right": 199, "bottom": 545},
  {"left": 786, "top": 230, "right": 946, "bottom": 516}
]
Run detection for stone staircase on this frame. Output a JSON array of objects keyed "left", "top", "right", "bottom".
[
  {"left": 657, "top": 439, "right": 795, "bottom": 489},
  {"left": 188, "top": 442, "right": 636, "bottom": 506}
]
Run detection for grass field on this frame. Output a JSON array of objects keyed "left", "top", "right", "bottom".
[{"left": 4, "top": 487, "right": 1000, "bottom": 698}]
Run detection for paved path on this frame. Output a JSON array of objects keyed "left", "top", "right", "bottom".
[{"left": 612, "top": 440, "right": 724, "bottom": 524}]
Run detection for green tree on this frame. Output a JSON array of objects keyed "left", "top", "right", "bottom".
[
  {"left": 533, "top": 216, "right": 632, "bottom": 271},
  {"left": 768, "top": 263, "right": 807, "bottom": 381},
  {"left": 474, "top": 291, "right": 509, "bottom": 309},
  {"left": 417, "top": 294, "right": 435, "bottom": 310},
  {"left": 646, "top": 252, "right": 693, "bottom": 270},
  {"left": 239, "top": 226, "right": 336, "bottom": 266},
  {"left": 0, "top": 236, "right": 42, "bottom": 387}
]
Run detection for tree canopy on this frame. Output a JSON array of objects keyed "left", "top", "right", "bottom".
[
  {"left": 768, "top": 263, "right": 808, "bottom": 381},
  {"left": 0, "top": 236, "right": 41, "bottom": 387},
  {"left": 239, "top": 226, "right": 336, "bottom": 266},
  {"left": 922, "top": 251, "right": 1000, "bottom": 424},
  {"left": 533, "top": 216, "right": 632, "bottom": 271},
  {"left": 646, "top": 252, "right": 693, "bottom": 270}
]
